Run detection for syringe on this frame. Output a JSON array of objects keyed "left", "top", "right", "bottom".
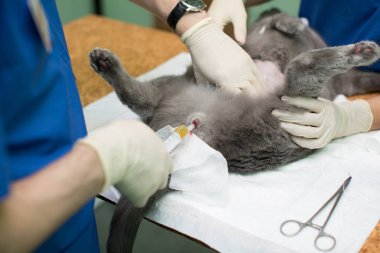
[{"left": 156, "top": 119, "right": 199, "bottom": 153}]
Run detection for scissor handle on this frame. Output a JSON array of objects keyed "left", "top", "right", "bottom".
[
  {"left": 280, "top": 220, "right": 306, "bottom": 237},
  {"left": 315, "top": 231, "right": 336, "bottom": 252}
]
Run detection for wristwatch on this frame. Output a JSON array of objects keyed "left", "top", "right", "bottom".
[{"left": 167, "top": 0, "right": 207, "bottom": 30}]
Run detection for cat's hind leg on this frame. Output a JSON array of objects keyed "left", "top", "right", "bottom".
[
  {"left": 285, "top": 41, "right": 380, "bottom": 97},
  {"left": 89, "top": 47, "right": 161, "bottom": 123}
]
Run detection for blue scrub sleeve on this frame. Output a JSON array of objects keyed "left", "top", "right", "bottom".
[{"left": 0, "top": 115, "right": 10, "bottom": 200}]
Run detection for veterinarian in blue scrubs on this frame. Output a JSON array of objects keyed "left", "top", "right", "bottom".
[
  {"left": 0, "top": 1, "right": 173, "bottom": 252},
  {"left": 273, "top": 0, "right": 380, "bottom": 149},
  {"left": 0, "top": 1, "right": 264, "bottom": 252}
]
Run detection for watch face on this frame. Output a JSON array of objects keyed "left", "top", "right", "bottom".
[{"left": 183, "top": 0, "right": 206, "bottom": 10}]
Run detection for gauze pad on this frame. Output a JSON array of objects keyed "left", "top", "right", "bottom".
[{"left": 169, "top": 134, "right": 229, "bottom": 206}]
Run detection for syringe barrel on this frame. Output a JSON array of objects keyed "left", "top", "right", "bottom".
[
  {"left": 156, "top": 124, "right": 192, "bottom": 153},
  {"left": 163, "top": 132, "right": 182, "bottom": 152}
]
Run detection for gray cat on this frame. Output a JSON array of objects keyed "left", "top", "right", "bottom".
[{"left": 89, "top": 9, "right": 380, "bottom": 253}]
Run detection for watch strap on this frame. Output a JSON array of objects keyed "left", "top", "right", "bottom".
[{"left": 167, "top": 2, "right": 188, "bottom": 30}]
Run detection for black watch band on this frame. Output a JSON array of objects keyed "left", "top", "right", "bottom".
[{"left": 167, "top": 2, "right": 188, "bottom": 31}]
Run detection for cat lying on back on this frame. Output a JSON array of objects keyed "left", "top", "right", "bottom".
[{"left": 89, "top": 9, "right": 380, "bottom": 253}]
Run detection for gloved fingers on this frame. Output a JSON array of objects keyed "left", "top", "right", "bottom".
[
  {"left": 133, "top": 196, "right": 149, "bottom": 208},
  {"left": 116, "top": 182, "right": 150, "bottom": 208},
  {"left": 272, "top": 109, "right": 322, "bottom": 126},
  {"left": 224, "top": 80, "right": 265, "bottom": 96},
  {"left": 290, "top": 136, "right": 327, "bottom": 149},
  {"left": 225, "top": 79, "right": 256, "bottom": 96},
  {"left": 136, "top": 174, "right": 170, "bottom": 205},
  {"left": 133, "top": 181, "right": 167, "bottom": 207},
  {"left": 207, "top": 0, "right": 227, "bottom": 29},
  {"left": 241, "top": 84, "right": 267, "bottom": 98},
  {"left": 192, "top": 61, "right": 210, "bottom": 85},
  {"left": 159, "top": 159, "right": 173, "bottom": 189},
  {"left": 208, "top": 13, "right": 228, "bottom": 31},
  {"left": 167, "top": 158, "right": 174, "bottom": 174},
  {"left": 282, "top": 96, "right": 324, "bottom": 113},
  {"left": 249, "top": 59, "right": 264, "bottom": 78},
  {"left": 218, "top": 84, "right": 242, "bottom": 95},
  {"left": 134, "top": 180, "right": 163, "bottom": 207},
  {"left": 280, "top": 122, "right": 324, "bottom": 139},
  {"left": 183, "top": 17, "right": 268, "bottom": 96},
  {"left": 231, "top": 13, "right": 247, "bottom": 44},
  {"left": 159, "top": 175, "right": 169, "bottom": 190},
  {"left": 235, "top": 69, "right": 268, "bottom": 97},
  {"left": 207, "top": 0, "right": 247, "bottom": 43},
  {"left": 246, "top": 62, "right": 269, "bottom": 96}
]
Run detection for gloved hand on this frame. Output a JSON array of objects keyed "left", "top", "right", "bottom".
[
  {"left": 208, "top": 0, "right": 247, "bottom": 44},
  {"left": 78, "top": 120, "right": 173, "bottom": 207},
  {"left": 182, "top": 17, "right": 267, "bottom": 96},
  {"left": 272, "top": 96, "right": 373, "bottom": 149}
]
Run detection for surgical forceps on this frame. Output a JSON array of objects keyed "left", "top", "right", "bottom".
[{"left": 280, "top": 176, "right": 352, "bottom": 252}]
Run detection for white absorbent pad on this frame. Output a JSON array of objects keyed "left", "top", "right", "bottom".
[
  {"left": 84, "top": 53, "right": 380, "bottom": 253},
  {"left": 168, "top": 134, "right": 229, "bottom": 206}
]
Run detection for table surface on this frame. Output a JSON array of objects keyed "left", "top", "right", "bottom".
[{"left": 63, "top": 15, "right": 379, "bottom": 253}]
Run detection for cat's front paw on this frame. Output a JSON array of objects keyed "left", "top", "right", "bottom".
[{"left": 89, "top": 47, "right": 118, "bottom": 74}]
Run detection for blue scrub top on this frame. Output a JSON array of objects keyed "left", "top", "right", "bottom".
[
  {"left": 299, "top": 0, "right": 380, "bottom": 72},
  {"left": 0, "top": 1, "right": 99, "bottom": 252}
]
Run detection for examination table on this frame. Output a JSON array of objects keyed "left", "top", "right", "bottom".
[{"left": 64, "top": 15, "right": 380, "bottom": 253}]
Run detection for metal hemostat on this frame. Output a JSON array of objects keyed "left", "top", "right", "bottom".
[{"left": 280, "top": 176, "right": 352, "bottom": 252}]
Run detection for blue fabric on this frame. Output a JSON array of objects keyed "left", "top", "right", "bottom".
[
  {"left": 0, "top": 1, "right": 99, "bottom": 252},
  {"left": 0, "top": 116, "right": 10, "bottom": 200},
  {"left": 299, "top": 0, "right": 380, "bottom": 72}
]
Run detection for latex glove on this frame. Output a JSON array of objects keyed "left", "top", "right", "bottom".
[
  {"left": 272, "top": 96, "right": 373, "bottom": 149},
  {"left": 182, "top": 17, "right": 267, "bottom": 96},
  {"left": 208, "top": 0, "right": 247, "bottom": 44},
  {"left": 79, "top": 120, "right": 173, "bottom": 207}
]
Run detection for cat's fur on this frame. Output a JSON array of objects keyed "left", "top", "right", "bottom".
[{"left": 89, "top": 10, "right": 380, "bottom": 253}]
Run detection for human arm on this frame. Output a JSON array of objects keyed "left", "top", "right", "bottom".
[
  {"left": 0, "top": 120, "right": 172, "bottom": 253},
  {"left": 366, "top": 95, "right": 380, "bottom": 130},
  {"left": 207, "top": 0, "right": 248, "bottom": 44},
  {"left": 244, "top": 0, "right": 271, "bottom": 7},
  {"left": 129, "top": 0, "right": 208, "bottom": 35},
  {"left": 130, "top": 0, "right": 267, "bottom": 96},
  {"left": 272, "top": 96, "right": 378, "bottom": 149},
  {"left": 0, "top": 144, "right": 104, "bottom": 253},
  {"left": 207, "top": 0, "right": 272, "bottom": 44}
]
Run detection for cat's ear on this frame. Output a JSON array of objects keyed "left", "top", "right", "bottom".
[
  {"left": 257, "top": 8, "right": 281, "bottom": 21},
  {"left": 270, "top": 13, "right": 307, "bottom": 37}
]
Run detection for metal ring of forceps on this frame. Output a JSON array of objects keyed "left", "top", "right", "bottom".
[{"left": 280, "top": 176, "right": 352, "bottom": 252}]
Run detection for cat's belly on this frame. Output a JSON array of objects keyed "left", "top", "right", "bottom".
[{"left": 254, "top": 60, "right": 285, "bottom": 94}]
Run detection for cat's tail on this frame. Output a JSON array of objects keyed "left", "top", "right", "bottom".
[
  {"left": 107, "top": 187, "right": 169, "bottom": 253},
  {"left": 321, "top": 69, "right": 380, "bottom": 99}
]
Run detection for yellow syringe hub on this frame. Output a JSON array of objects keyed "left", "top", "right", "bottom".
[{"left": 174, "top": 125, "right": 190, "bottom": 139}]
